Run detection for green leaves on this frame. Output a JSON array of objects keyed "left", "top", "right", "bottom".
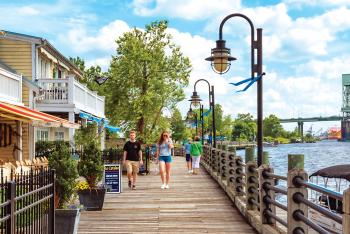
[
  {"left": 75, "top": 123, "right": 104, "bottom": 188},
  {"left": 106, "top": 20, "right": 191, "bottom": 142},
  {"left": 48, "top": 141, "right": 78, "bottom": 208}
]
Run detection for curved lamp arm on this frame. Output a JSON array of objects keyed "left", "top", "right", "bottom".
[{"left": 218, "top": 13, "right": 255, "bottom": 78}]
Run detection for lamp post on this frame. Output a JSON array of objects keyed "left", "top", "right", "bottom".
[
  {"left": 189, "top": 79, "right": 216, "bottom": 147},
  {"left": 186, "top": 104, "right": 204, "bottom": 142},
  {"left": 205, "top": 13, "right": 263, "bottom": 166},
  {"left": 186, "top": 105, "right": 198, "bottom": 135}
]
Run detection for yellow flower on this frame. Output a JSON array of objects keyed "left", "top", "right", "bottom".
[{"left": 75, "top": 181, "right": 90, "bottom": 190}]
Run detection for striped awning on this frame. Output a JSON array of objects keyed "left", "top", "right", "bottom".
[{"left": 0, "top": 102, "right": 80, "bottom": 129}]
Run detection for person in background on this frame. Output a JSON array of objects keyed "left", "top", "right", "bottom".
[
  {"left": 122, "top": 131, "right": 143, "bottom": 190},
  {"left": 183, "top": 138, "right": 192, "bottom": 173},
  {"left": 190, "top": 136, "right": 203, "bottom": 175},
  {"left": 156, "top": 131, "right": 174, "bottom": 189}
]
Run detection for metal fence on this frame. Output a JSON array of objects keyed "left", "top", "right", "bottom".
[{"left": 0, "top": 168, "right": 55, "bottom": 234}]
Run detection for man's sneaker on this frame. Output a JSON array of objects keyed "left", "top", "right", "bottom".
[
  {"left": 161, "top": 184, "right": 166, "bottom": 189},
  {"left": 132, "top": 185, "right": 136, "bottom": 190},
  {"left": 165, "top": 184, "right": 170, "bottom": 189},
  {"left": 128, "top": 180, "right": 132, "bottom": 188}
]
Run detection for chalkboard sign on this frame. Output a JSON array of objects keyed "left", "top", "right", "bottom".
[{"left": 104, "top": 164, "right": 121, "bottom": 193}]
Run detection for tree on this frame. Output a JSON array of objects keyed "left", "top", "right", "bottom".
[
  {"left": 170, "top": 108, "right": 186, "bottom": 142},
  {"left": 221, "top": 115, "right": 234, "bottom": 140},
  {"left": 106, "top": 20, "right": 191, "bottom": 143},
  {"left": 232, "top": 113, "right": 256, "bottom": 141},
  {"left": 263, "top": 114, "right": 284, "bottom": 138}
]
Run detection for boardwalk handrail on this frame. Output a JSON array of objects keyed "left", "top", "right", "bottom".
[
  {"left": 200, "top": 144, "right": 350, "bottom": 234},
  {"left": 294, "top": 177, "right": 343, "bottom": 201}
]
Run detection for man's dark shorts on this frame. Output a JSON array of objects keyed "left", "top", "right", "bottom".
[{"left": 185, "top": 154, "right": 192, "bottom": 162}]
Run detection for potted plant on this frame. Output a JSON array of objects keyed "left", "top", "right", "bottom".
[
  {"left": 48, "top": 141, "right": 80, "bottom": 234},
  {"left": 75, "top": 123, "right": 106, "bottom": 211}
]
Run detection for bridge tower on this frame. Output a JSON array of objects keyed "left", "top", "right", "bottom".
[{"left": 341, "top": 74, "right": 350, "bottom": 141}]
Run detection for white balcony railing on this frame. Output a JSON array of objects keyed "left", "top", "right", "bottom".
[
  {"left": 36, "top": 76, "right": 105, "bottom": 118},
  {"left": 0, "top": 67, "right": 22, "bottom": 105}
]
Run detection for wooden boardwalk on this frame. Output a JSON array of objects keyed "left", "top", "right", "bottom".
[{"left": 78, "top": 156, "right": 256, "bottom": 233}]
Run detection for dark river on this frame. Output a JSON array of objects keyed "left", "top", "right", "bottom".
[
  {"left": 237, "top": 140, "right": 350, "bottom": 202},
  {"left": 238, "top": 140, "right": 350, "bottom": 177}
]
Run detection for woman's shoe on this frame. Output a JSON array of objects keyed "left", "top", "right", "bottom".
[{"left": 161, "top": 184, "right": 166, "bottom": 189}]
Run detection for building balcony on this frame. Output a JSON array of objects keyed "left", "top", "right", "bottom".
[
  {"left": 0, "top": 67, "right": 22, "bottom": 105},
  {"left": 35, "top": 76, "right": 105, "bottom": 118}
]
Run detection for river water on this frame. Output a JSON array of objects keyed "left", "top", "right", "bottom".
[{"left": 238, "top": 140, "right": 350, "bottom": 177}]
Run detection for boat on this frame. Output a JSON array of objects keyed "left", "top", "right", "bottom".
[
  {"left": 308, "top": 165, "right": 350, "bottom": 234},
  {"left": 263, "top": 141, "right": 278, "bottom": 147},
  {"left": 327, "top": 127, "right": 341, "bottom": 140}
]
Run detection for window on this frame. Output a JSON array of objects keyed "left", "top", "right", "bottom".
[
  {"left": 36, "top": 129, "right": 49, "bottom": 141},
  {"left": 55, "top": 131, "right": 64, "bottom": 141}
]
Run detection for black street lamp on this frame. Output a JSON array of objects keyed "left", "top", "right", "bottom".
[
  {"left": 186, "top": 105, "right": 198, "bottom": 135},
  {"left": 186, "top": 104, "right": 204, "bottom": 140},
  {"left": 205, "top": 13, "right": 264, "bottom": 166},
  {"left": 189, "top": 79, "right": 216, "bottom": 147}
]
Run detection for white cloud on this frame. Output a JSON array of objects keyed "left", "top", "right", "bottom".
[
  {"left": 132, "top": 0, "right": 241, "bottom": 20},
  {"left": 284, "top": 0, "right": 350, "bottom": 7},
  {"left": 17, "top": 6, "right": 40, "bottom": 16},
  {"left": 85, "top": 57, "right": 111, "bottom": 70},
  {"left": 63, "top": 20, "right": 130, "bottom": 53}
]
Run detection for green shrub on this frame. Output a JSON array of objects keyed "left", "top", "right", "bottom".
[
  {"left": 48, "top": 141, "right": 78, "bottom": 208},
  {"left": 75, "top": 123, "right": 103, "bottom": 188}
]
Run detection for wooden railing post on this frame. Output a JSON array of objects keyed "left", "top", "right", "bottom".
[
  {"left": 245, "top": 147, "right": 258, "bottom": 211},
  {"left": 211, "top": 147, "right": 217, "bottom": 174},
  {"left": 233, "top": 155, "right": 244, "bottom": 196},
  {"left": 216, "top": 147, "right": 221, "bottom": 178},
  {"left": 259, "top": 152, "right": 276, "bottom": 225},
  {"left": 201, "top": 145, "right": 207, "bottom": 168},
  {"left": 343, "top": 188, "right": 350, "bottom": 234},
  {"left": 287, "top": 154, "right": 308, "bottom": 234},
  {"left": 227, "top": 146, "right": 236, "bottom": 187},
  {"left": 220, "top": 145, "right": 227, "bottom": 180}
]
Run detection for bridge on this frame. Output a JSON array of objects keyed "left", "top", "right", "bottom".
[
  {"left": 78, "top": 145, "right": 350, "bottom": 234},
  {"left": 279, "top": 116, "right": 343, "bottom": 142}
]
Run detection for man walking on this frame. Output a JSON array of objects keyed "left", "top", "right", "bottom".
[{"left": 123, "top": 131, "right": 143, "bottom": 190}]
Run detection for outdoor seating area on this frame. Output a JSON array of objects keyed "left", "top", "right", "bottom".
[{"left": 0, "top": 156, "right": 49, "bottom": 181}]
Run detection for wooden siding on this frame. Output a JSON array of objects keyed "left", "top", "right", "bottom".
[
  {"left": 0, "top": 120, "right": 29, "bottom": 162},
  {"left": 0, "top": 39, "right": 32, "bottom": 107}
]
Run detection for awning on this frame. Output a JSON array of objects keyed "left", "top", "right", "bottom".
[
  {"left": 0, "top": 102, "right": 80, "bottom": 129},
  {"left": 79, "top": 111, "right": 120, "bottom": 132}
]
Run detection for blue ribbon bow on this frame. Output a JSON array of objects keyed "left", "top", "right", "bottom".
[{"left": 229, "top": 72, "right": 266, "bottom": 92}]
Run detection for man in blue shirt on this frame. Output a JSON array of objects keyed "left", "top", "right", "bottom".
[{"left": 184, "top": 138, "right": 192, "bottom": 173}]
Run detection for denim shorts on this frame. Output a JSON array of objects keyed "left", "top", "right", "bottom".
[
  {"left": 185, "top": 154, "right": 192, "bottom": 162},
  {"left": 159, "top": 156, "right": 172, "bottom": 163}
]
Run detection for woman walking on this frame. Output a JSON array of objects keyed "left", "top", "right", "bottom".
[
  {"left": 190, "top": 136, "right": 202, "bottom": 175},
  {"left": 183, "top": 138, "right": 192, "bottom": 173},
  {"left": 156, "top": 131, "right": 174, "bottom": 189}
]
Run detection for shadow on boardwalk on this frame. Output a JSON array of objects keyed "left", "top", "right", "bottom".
[{"left": 78, "top": 156, "right": 256, "bottom": 233}]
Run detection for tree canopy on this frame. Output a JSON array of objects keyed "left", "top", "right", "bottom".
[{"left": 105, "top": 20, "right": 191, "bottom": 143}]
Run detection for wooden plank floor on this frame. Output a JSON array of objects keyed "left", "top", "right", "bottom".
[{"left": 78, "top": 156, "right": 256, "bottom": 233}]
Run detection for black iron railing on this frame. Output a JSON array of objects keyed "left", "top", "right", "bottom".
[{"left": 0, "top": 168, "right": 55, "bottom": 234}]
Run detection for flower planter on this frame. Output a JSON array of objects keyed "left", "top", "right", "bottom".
[
  {"left": 55, "top": 208, "right": 80, "bottom": 234},
  {"left": 78, "top": 188, "right": 106, "bottom": 211}
]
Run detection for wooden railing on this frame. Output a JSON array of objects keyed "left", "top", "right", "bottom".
[
  {"left": 36, "top": 76, "right": 105, "bottom": 117},
  {"left": 0, "top": 67, "right": 22, "bottom": 105},
  {"left": 201, "top": 144, "right": 350, "bottom": 234}
]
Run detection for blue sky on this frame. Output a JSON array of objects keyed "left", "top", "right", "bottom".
[{"left": 1, "top": 0, "right": 350, "bottom": 132}]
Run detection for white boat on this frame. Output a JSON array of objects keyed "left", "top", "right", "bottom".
[{"left": 308, "top": 165, "right": 350, "bottom": 234}]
